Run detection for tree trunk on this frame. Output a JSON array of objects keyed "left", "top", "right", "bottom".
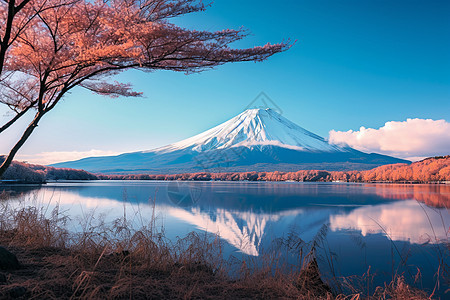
[{"left": 0, "top": 111, "right": 43, "bottom": 178}]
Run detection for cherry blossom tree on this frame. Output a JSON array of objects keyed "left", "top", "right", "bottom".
[
  {"left": 0, "top": 0, "right": 290, "bottom": 177},
  {"left": 0, "top": 0, "right": 56, "bottom": 132}
]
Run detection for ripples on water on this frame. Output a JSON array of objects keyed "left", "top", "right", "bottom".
[{"left": 1, "top": 181, "right": 449, "bottom": 295}]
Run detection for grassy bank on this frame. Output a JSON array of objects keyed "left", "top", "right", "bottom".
[{"left": 0, "top": 197, "right": 433, "bottom": 299}]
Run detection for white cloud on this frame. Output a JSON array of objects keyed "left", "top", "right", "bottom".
[
  {"left": 16, "top": 149, "right": 121, "bottom": 165},
  {"left": 329, "top": 118, "right": 450, "bottom": 160}
]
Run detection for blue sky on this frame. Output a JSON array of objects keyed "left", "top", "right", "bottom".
[{"left": 1, "top": 0, "right": 449, "bottom": 163}]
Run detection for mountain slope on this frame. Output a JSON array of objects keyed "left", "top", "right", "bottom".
[
  {"left": 154, "top": 108, "right": 341, "bottom": 153},
  {"left": 51, "top": 108, "right": 409, "bottom": 173}
]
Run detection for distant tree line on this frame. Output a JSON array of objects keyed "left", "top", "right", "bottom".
[
  {"left": 0, "top": 157, "right": 97, "bottom": 183},
  {"left": 99, "top": 156, "right": 450, "bottom": 183},
  {"left": 2, "top": 156, "right": 449, "bottom": 184}
]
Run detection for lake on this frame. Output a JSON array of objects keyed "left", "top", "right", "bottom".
[{"left": 1, "top": 181, "right": 449, "bottom": 296}]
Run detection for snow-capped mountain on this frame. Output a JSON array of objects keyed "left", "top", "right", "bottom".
[
  {"left": 154, "top": 108, "right": 342, "bottom": 153},
  {"left": 51, "top": 108, "right": 409, "bottom": 173}
]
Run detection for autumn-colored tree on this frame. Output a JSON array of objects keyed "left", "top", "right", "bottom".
[
  {"left": 93, "top": 156, "right": 450, "bottom": 186},
  {"left": 0, "top": 0, "right": 290, "bottom": 177},
  {"left": 0, "top": 0, "right": 63, "bottom": 131}
]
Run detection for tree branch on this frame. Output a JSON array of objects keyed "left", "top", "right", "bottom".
[{"left": 0, "top": 105, "right": 32, "bottom": 133}]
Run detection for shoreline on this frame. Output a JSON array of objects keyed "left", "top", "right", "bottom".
[
  {"left": 0, "top": 230, "right": 431, "bottom": 300},
  {"left": 2, "top": 156, "right": 449, "bottom": 184},
  {"left": 2, "top": 179, "right": 449, "bottom": 185},
  {"left": 0, "top": 185, "right": 444, "bottom": 298}
]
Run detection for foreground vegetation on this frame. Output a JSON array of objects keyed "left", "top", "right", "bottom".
[{"left": 0, "top": 194, "right": 434, "bottom": 299}]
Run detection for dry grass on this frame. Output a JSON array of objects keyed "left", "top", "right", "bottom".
[{"left": 0, "top": 198, "right": 432, "bottom": 299}]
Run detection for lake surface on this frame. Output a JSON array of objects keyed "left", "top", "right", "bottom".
[{"left": 1, "top": 181, "right": 449, "bottom": 296}]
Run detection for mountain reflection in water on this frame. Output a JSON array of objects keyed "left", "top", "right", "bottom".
[
  {"left": 2, "top": 182, "right": 448, "bottom": 257},
  {"left": 2, "top": 181, "right": 448, "bottom": 295}
]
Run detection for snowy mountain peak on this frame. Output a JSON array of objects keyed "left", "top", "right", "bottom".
[
  {"left": 52, "top": 107, "right": 409, "bottom": 173},
  {"left": 153, "top": 108, "right": 344, "bottom": 153}
]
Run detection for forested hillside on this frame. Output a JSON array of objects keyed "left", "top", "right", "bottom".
[
  {"left": 99, "top": 156, "right": 450, "bottom": 183},
  {"left": 2, "top": 156, "right": 449, "bottom": 183},
  {"left": 0, "top": 157, "right": 97, "bottom": 183}
]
